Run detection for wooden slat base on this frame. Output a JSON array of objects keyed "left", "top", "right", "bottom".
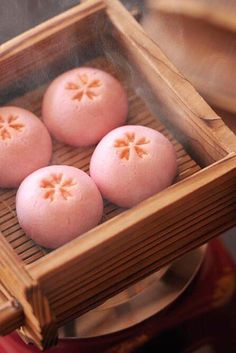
[{"left": 0, "top": 56, "right": 201, "bottom": 265}]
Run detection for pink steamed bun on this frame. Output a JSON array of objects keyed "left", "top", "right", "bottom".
[
  {"left": 16, "top": 165, "right": 103, "bottom": 248},
  {"left": 42, "top": 67, "right": 128, "bottom": 146},
  {"left": 0, "top": 106, "right": 52, "bottom": 188},
  {"left": 90, "top": 125, "right": 177, "bottom": 208}
]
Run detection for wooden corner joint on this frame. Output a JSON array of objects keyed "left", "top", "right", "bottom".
[
  {"left": 200, "top": 115, "right": 236, "bottom": 154},
  {"left": 0, "top": 235, "right": 57, "bottom": 350}
]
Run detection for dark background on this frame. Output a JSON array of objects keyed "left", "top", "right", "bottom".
[
  {"left": 0, "top": 0, "right": 80, "bottom": 44},
  {"left": 0, "top": 0, "right": 142, "bottom": 43}
]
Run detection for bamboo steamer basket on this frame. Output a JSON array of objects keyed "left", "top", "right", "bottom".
[{"left": 0, "top": 0, "right": 236, "bottom": 350}]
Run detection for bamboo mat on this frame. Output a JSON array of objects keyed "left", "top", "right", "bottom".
[{"left": 0, "top": 56, "right": 201, "bottom": 265}]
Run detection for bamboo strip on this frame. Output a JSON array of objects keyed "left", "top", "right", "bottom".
[{"left": 49, "top": 198, "right": 235, "bottom": 307}]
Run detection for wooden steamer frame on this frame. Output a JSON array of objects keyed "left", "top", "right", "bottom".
[{"left": 0, "top": 0, "right": 235, "bottom": 350}]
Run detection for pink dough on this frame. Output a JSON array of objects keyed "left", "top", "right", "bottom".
[
  {"left": 0, "top": 106, "right": 52, "bottom": 188},
  {"left": 90, "top": 125, "right": 177, "bottom": 208},
  {"left": 42, "top": 67, "right": 128, "bottom": 146},
  {"left": 16, "top": 165, "right": 103, "bottom": 248}
]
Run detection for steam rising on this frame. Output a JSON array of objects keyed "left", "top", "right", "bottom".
[{"left": 0, "top": 0, "right": 80, "bottom": 44}]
